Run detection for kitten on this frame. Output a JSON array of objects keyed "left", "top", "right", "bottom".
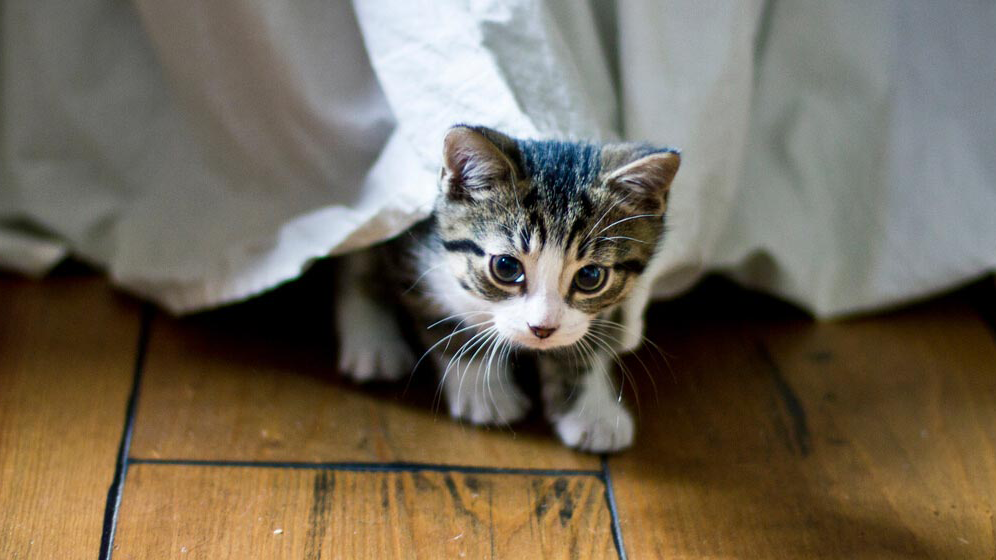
[{"left": 335, "top": 125, "right": 680, "bottom": 452}]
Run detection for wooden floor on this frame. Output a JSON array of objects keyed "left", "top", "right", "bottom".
[{"left": 2, "top": 264, "right": 995, "bottom": 559}]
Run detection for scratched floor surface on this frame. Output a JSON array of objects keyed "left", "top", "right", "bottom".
[{"left": 2, "top": 264, "right": 994, "bottom": 559}]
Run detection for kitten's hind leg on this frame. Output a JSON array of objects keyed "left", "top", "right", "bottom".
[
  {"left": 435, "top": 346, "right": 529, "bottom": 426},
  {"left": 334, "top": 250, "right": 414, "bottom": 383},
  {"left": 539, "top": 352, "right": 634, "bottom": 452}
]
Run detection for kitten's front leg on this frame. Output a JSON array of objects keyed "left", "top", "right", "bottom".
[
  {"left": 434, "top": 348, "right": 529, "bottom": 426},
  {"left": 539, "top": 352, "right": 634, "bottom": 453},
  {"left": 335, "top": 250, "right": 414, "bottom": 382}
]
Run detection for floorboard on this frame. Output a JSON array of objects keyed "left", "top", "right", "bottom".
[
  {"left": 113, "top": 464, "right": 614, "bottom": 559},
  {"left": 129, "top": 284, "right": 597, "bottom": 470},
  {"left": 608, "top": 286, "right": 996, "bottom": 559},
  {"left": 5, "top": 268, "right": 994, "bottom": 559},
  {"left": 0, "top": 274, "right": 142, "bottom": 559}
]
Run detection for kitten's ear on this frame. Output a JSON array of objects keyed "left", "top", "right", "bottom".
[
  {"left": 441, "top": 126, "right": 517, "bottom": 199},
  {"left": 606, "top": 151, "right": 681, "bottom": 213}
]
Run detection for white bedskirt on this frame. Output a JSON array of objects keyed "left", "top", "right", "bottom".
[{"left": 2, "top": 1, "right": 993, "bottom": 317}]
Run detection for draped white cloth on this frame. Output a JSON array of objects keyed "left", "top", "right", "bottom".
[{"left": 1, "top": 1, "right": 993, "bottom": 317}]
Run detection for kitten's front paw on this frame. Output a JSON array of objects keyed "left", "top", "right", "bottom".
[
  {"left": 447, "top": 381, "right": 530, "bottom": 426},
  {"left": 338, "top": 333, "right": 414, "bottom": 383},
  {"left": 555, "top": 401, "right": 634, "bottom": 453}
]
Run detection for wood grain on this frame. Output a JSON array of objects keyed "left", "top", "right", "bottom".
[
  {"left": 129, "top": 296, "right": 598, "bottom": 470},
  {"left": 0, "top": 274, "right": 141, "bottom": 558},
  {"left": 113, "top": 464, "right": 614, "bottom": 559},
  {"left": 609, "top": 292, "right": 996, "bottom": 559}
]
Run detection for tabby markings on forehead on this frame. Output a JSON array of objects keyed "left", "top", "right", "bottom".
[
  {"left": 514, "top": 140, "right": 602, "bottom": 202},
  {"left": 442, "top": 239, "right": 485, "bottom": 257},
  {"left": 513, "top": 141, "right": 602, "bottom": 251},
  {"left": 521, "top": 188, "right": 539, "bottom": 210},
  {"left": 528, "top": 211, "right": 548, "bottom": 247},
  {"left": 518, "top": 226, "right": 531, "bottom": 253},
  {"left": 565, "top": 217, "right": 589, "bottom": 259}
]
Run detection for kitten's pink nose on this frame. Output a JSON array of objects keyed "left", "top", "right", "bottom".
[{"left": 529, "top": 324, "right": 557, "bottom": 339}]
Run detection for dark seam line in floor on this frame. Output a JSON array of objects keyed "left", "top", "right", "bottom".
[
  {"left": 127, "top": 457, "right": 603, "bottom": 478},
  {"left": 601, "top": 455, "right": 628, "bottom": 560},
  {"left": 755, "top": 340, "right": 811, "bottom": 457},
  {"left": 98, "top": 305, "right": 153, "bottom": 560}
]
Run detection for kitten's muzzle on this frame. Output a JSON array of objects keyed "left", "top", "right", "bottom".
[{"left": 529, "top": 324, "right": 557, "bottom": 339}]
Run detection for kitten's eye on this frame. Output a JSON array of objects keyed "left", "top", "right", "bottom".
[
  {"left": 490, "top": 255, "right": 525, "bottom": 284},
  {"left": 574, "top": 265, "right": 607, "bottom": 293}
]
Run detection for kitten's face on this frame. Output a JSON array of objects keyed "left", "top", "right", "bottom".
[{"left": 432, "top": 126, "right": 679, "bottom": 351}]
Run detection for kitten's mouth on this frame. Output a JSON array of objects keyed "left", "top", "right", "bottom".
[{"left": 510, "top": 332, "right": 580, "bottom": 351}]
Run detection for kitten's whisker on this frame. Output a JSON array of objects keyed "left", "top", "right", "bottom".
[
  {"left": 483, "top": 334, "right": 510, "bottom": 427},
  {"left": 576, "top": 337, "right": 595, "bottom": 371},
  {"left": 483, "top": 338, "right": 497, "bottom": 419},
  {"left": 584, "top": 331, "right": 641, "bottom": 417},
  {"left": 414, "top": 319, "right": 492, "bottom": 377},
  {"left": 575, "top": 341, "right": 592, "bottom": 377},
  {"left": 494, "top": 339, "right": 513, "bottom": 419},
  {"left": 408, "top": 315, "right": 489, "bottom": 396},
  {"left": 478, "top": 331, "right": 498, "bottom": 422},
  {"left": 588, "top": 324, "right": 659, "bottom": 401},
  {"left": 561, "top": 346, "right": 582, "bottom": 409},
  {"left": 462, "top": 328, "right": 501, "bottom": 423},
  {"left": 592, "top": 317, "right": 670, "bottom": 356},
  {"left": 571, "top": 337, "right": 600, "bottom": 416},
  {"left": 484, "top": 332, "right": 506, "bottom": 401},
  {"left": 502, "top": 341, "right": 511, "bottom": 370},
  {"left": 593, "top": 327, "right": 661, "bottom": 408},
  {"left": 435, "top": 326, "right": 495, "bottom": 415},
  {"left": 591, "top": 318, "right": 675, "bottom": 387},
  {"left": 587, "top": 325, "right": 646, "bottom": 392},
  {"left": 593, "top": 213, "right": 661, "bottom": 237},
  {"left": 590, "top": 318, "right": 672, "bottom": 370},
  {"left": 427, "top": 310, "right": 491, "bottom": 330},
  {"left": 452, "top": 327, "right": 498, "bottom": 418},
  {"left": 581, "top": 201, "right": 624, "bottom": 252},
  {"left": 440, "top": 328, "right": 492, "bottom": 414},
  {"left": 404, "top": 262, "right": 447, "bottom": 295},
  {"left": 577, "top": 192, "right": 641, "bottom": 254},
  {"left": 592, "top": 235, "right": 647, "bottom": 245},
  {"left": 568, "top": 338, "right": 595, "bottom": 410},
  {"left": 439, "top": 315, "right": 488, "bottom": 357},
  {"left": 446, "top": 326, "right": 493, "bottom": 382},
  {"left": 566, "top": 342, "right": 578, "bottom": 375}
]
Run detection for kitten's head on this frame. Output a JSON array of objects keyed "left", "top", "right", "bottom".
[{"left": 433, "top": 125, "right": 680, "bottom": 351}]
